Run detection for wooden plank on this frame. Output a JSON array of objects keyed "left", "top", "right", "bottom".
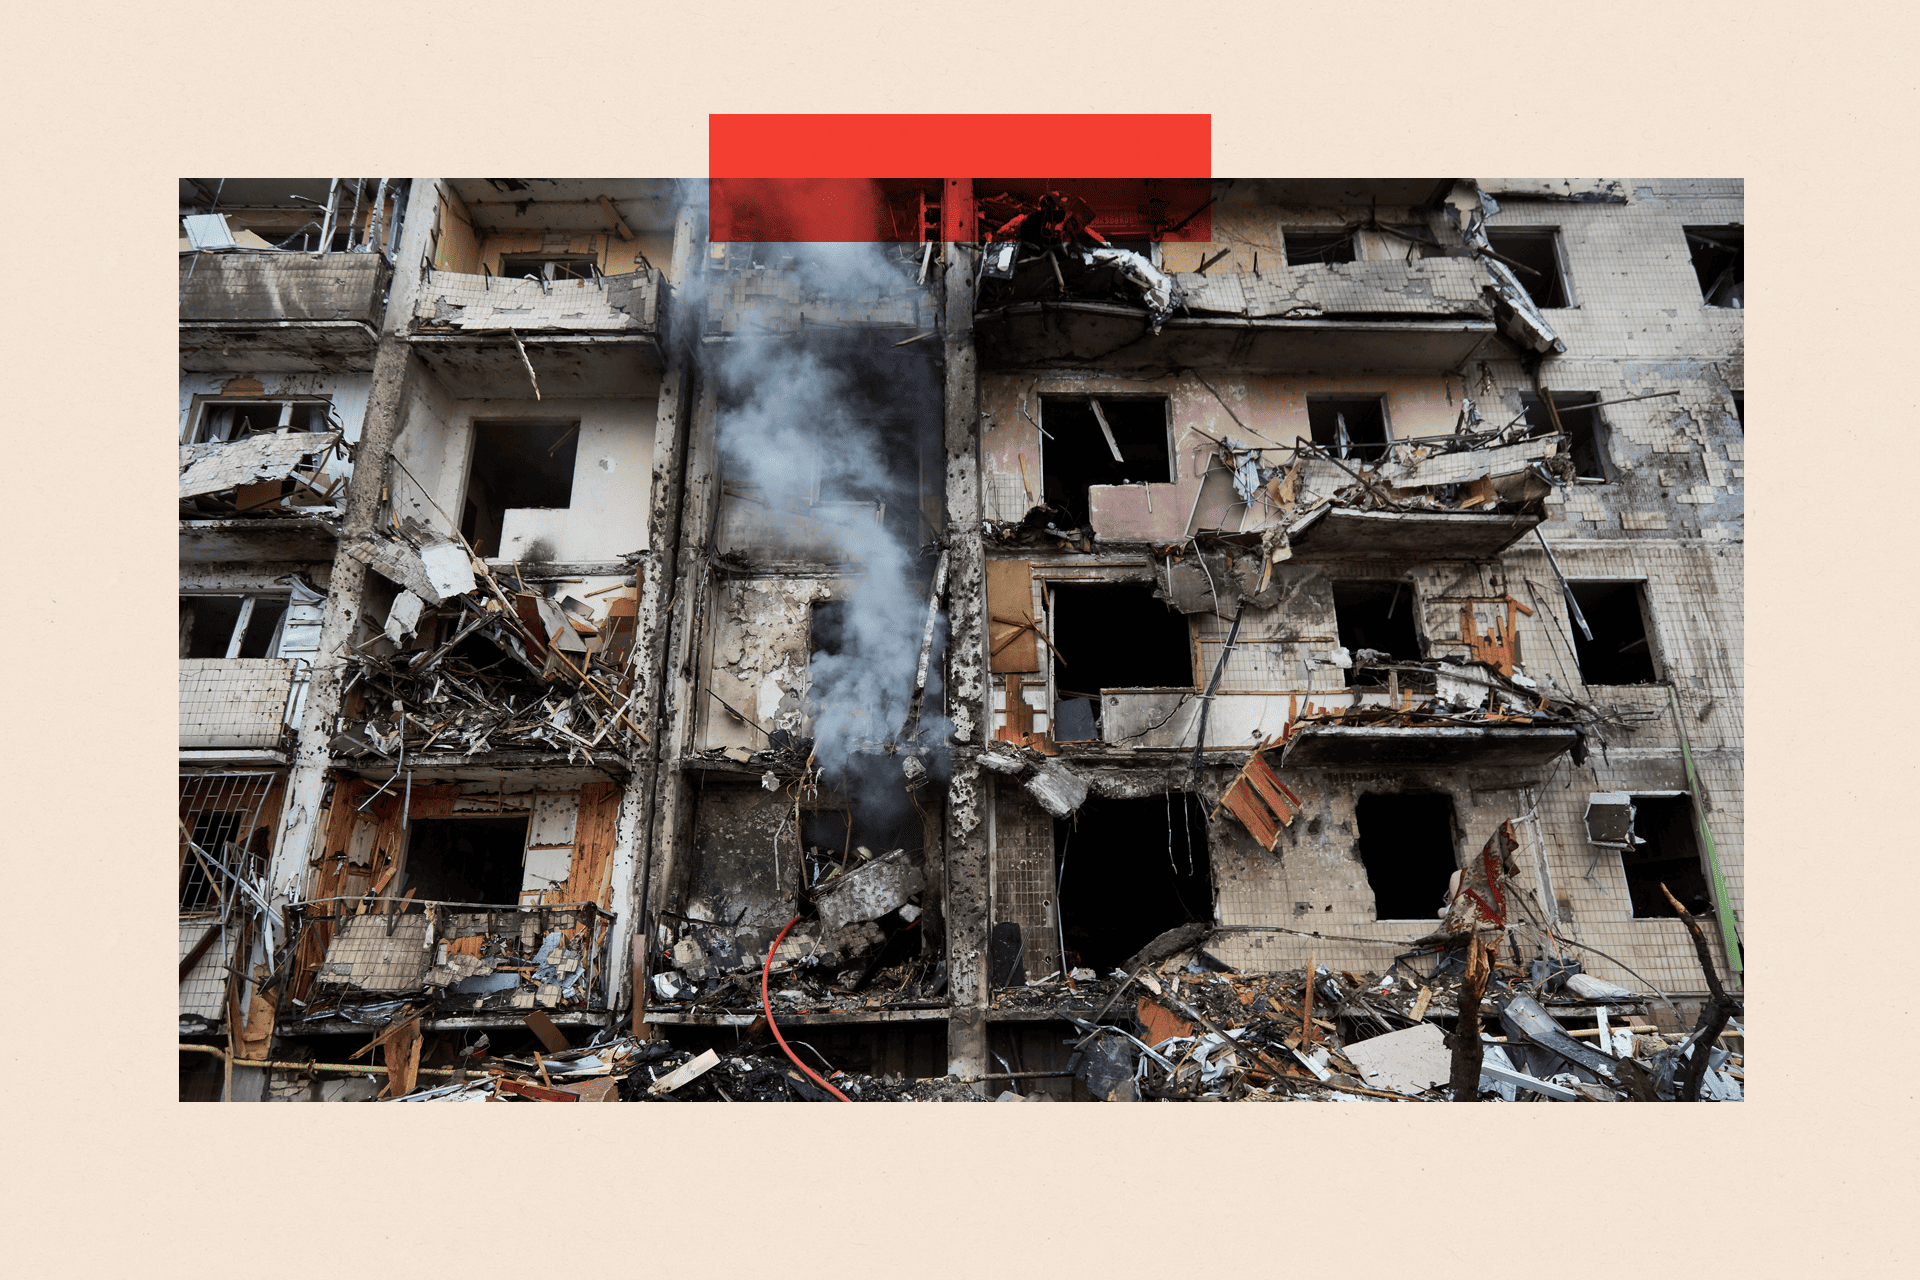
[
  {"left": 1241, "top": 753, "right": 1296, "bottom": 826},
  {"left": 1221, "top": 779, "right": 1279, "bottom": 850},
  {"left": 998, "top": 674, "right": 1032, "bottom": 743},
  {"left": 523, "top": 1010, "right": 571, "bottom": 1054},
  {"left": 984, "top": 559, "right": 1040, "bottom": 672},
  {"left": 496, "top": 1077, "right": 580, "bottom": 1102},
  {"left": 648, "top": 1048, "right": 721, "bottom": 1094}
]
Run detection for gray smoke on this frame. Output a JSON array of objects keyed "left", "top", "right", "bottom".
[{"left": 703, "top": 228, "right": 952, "bottom": 820}]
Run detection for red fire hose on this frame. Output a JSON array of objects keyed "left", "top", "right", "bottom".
[{"left": 762, "top": 915, "right": 852, "bottom": 1102}]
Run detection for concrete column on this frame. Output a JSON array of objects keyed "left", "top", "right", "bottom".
[{"left": 939, "top": 238, "right": 990, "bottom": 1080}]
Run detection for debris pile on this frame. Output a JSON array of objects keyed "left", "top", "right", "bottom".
[
  {"left": 333, "top": 525, "right": 644, "bottom": 763},
  {"left": 179, "top": 425, "right": 349, "bottom": 519},
  {"left": 350, "top": 1032, "right": 994, "bottom": 1102},
  {"left": 1018, "top": 928, "right": 1742, "bottom": 1102},
  {"left": 976, "top": 189, "right": 1178, "bottom": 331},
  {"left": 284, "top": 903, "right": 612, "bottom": 1024}
]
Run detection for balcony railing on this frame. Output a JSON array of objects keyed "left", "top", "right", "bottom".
[
  {"left": 179, "top": 251, "right": 391, "bottom": 327},
  {"left": 180, "top": 659, "right": 297, "bottom": 752}
]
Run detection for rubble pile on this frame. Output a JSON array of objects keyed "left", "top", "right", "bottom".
[
  {"left": 975, "top": 189, "right": 1178, "bottom": 330},
  {"left": 333, "top": 526, "right": 644, "bottom": 763},
  {"left": 1030, "top": 939, "right": 1742, "bottom": 1102},
  {"left": 179, "top": 421, "right": 350, "bottom": 519},
  {"left": 378, "top": 1033, "right": 993, "bottom": 1102}
]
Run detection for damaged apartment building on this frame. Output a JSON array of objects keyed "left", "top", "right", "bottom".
[{"left": 180, "top": 177, "right": 1743, "bottom": 1101}]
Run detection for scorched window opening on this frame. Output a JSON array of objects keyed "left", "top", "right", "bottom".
[
  {"left": 1056, "top": 793, "right": 1213, "bottom": 975},
  {"left": 1354, "top": 792, "right": 1459, "bottom": 922},
  {"left": 1038, "top": 396, "right": 1172, "bottom": 527},
  {"left": 1305, "top": 396, "right": 1392, "bottom": 465},
  {"left": 1523, "top": 392, "right": 1612, "bottom": 482},
  {"left": 460, "top": 420, "right": 580, "bottom": 558},
  {"left": 1331, "top": 580, "right": 1422, "bottom": 687},
  {"left": 1618, "top": 794, "right": 1714, "bottom": 919},
  {"left": 1484, "top": 227, "right": 1570, "bottom": 309},
  {"left": 400, "top": 814, "right": 533, "bottom": 907},
  {"left": 1565, "top": 580, "right": 1661, "bottom": 685},
  {"left": 1683, "top": 226, "right": 1743, "bottom": 309}
]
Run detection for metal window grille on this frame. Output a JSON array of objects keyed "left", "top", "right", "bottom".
[{"left": 179, "top": 772, "right": 281, "bottom": 914}]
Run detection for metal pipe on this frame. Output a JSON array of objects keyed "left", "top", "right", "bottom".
[
  {"left": 345, "top": 178, "right": 364, "bottom": 252},
  {"left": 316, "top": 179, "right": 340, "bottom": 254},
  {"left": 178, "top": 1043, "right": 489, "bottom": 1080}
]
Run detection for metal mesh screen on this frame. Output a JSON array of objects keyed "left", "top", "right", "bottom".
[{"left": 179, "top": 772, "right": 280, "bottom": 913}]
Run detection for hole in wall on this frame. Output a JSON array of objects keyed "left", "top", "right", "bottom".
[
  {"left": 1056, "top": 792, "right": 1212, "bottom": 974},
  {"left": 401, "top": 815, "right": 530, "bottom": 905},
  {"left": 1039, "top": 397, "right": 1171, "bottom": 526},
  {"left": 1355, "top": 792, "right": 1458, "bottom": 921}
]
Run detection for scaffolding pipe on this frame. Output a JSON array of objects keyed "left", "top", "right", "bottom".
[{"left": 178, "top": 1043, "right": 490, "bottom": 1080}]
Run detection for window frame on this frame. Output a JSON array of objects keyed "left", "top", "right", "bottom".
[
  {"left": 179, "top": 591, "right": 293, "bottom": 660},
  {"left": 182, "top": 395, "right": 335, "bottom": 446}
]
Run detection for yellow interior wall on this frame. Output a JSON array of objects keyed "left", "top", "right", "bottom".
[{"left": 432, "top": 186, "right": 483, "bottom": 273}]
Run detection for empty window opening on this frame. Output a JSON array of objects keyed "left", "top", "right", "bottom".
[
  {"left": 1566, "top": 581, "right": 1659, "bottom": 685},
  {"left": 1523, "top": 391, "right": 1611, "bottom": 480},
  {"left": 1620, "top": 795, "right": 1712, "bottom": 918},
  {"left": 1039, "top": 397, "right": 1171, "bottom": 526},
  {"left": 180, "top": 595, "right": 289, "bottom": 659},
  {"left": 1355, "top": 792, "right": 1458, "bottom": 921},
  {"left": 189, "top": 399, "right": 330, "bottom": 445},
  {"left": 1057, "top": 793, "right": 1212, "bottom": 974},
  {"left": 1684, "top": 226, "right": 1742, "bottom": 308},
  {"left": 1307, "top": 396, "right": 1390, "bottom": 464},
  {"left": 461, "top": 421, "right": 579, "bottom": 557},
  {"left": 1731, "top": 392, "right": 1743, "bottom": 432},
  {"left": 1284, "top": 229, "right": 1355, "bottom": 265},
  {"left": 1332, "top": 581, "right": 1421, "bottom": 686},
  {"left": 810, "top": 600, "right": 850, "bottom": 661},
  {"left": 400, "top": 815, "right": 530, "bottom": 906},
  {"left": 1049, "top": 583, "right": 1193, "bottom": 731},
  {"left": 498, "top": 253, "right": 598, "bottom": 283},
  {"left": 1485, "top": 228, "right": 1569, "bottom": 308}
]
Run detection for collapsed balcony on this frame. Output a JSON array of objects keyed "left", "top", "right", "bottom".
[
  {"left": 333, "top": 526, "right": 643, "bottom": 764},
  {"left": 973, "top": 210, "right": 1497, "bottom": 374},
  {"left": 284, "top": 899, "right": 614, "bottom": 1030},
  {"left": 1045, "top": 420, "right": 1567, "bottom": 553}
]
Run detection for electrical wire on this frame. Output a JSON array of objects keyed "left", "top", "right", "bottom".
[{"left": 761, "top": 915, "right": 851, "bottom": 1101}]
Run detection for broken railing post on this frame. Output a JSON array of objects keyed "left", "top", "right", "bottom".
[
  {"left": 900, "top": 550, "right": 950, "bottom": 739},
  {"left": 1447, "top": 930, "right": 1497, "bottom": 1100},
  {"left": 1660, "top": 883, "right": 1741, "bottom": 1102}
]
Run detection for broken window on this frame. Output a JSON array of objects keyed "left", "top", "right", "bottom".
[
  {"left": 498, "top": 253, "right": 598, "bottom": 283},
  {"left": 1566, "top": 580, "right": 1660, "bottom": 685},
  {"left": 186, "top": 398, "right": 331, "bottom": 445},
  {"left": 1049, "top": 582, "right": 1193, "bottom": 731},
  {"left": 460, "top": 421, "right": 579, "bottom": 558},
  {"left": 1619, "top": 795, "right": 1713, "bottom": 918},
  {"left": 400, "top": 815, "right": 531, "bottom": 906},
  {"left": 1057, "top": 793, "right": 1212, "bottom": 973},
  {"left": 1485, "top": 227, "right": 1569, "bottom": 308},
  {"left": 1306, "top": 396, "right": 1390, "bottom": 464},
  {"left": 1683, "top": 226, "right": 1742, "bottom": 308},
  {"left": 1523, "top": 391, "right": 1611, "bottom": 480},
  {"left": 1039, "top": 397, "right": 1172, "bottom": 526},
  {"left": 1332, "top": 581, "right": 1421, "bottom": 686},
  {"left": 179, "top": 594, "right": 290, "bottom": 659},
  {"left": 1731, "top": 392, "right": 1743, "bottom": 432},
  {"left": 1355, "top": 792, "right": 1457, "bottom": 921},
  {"left": 1283, "top": 228, "right": 1355, "bottom": 265}
]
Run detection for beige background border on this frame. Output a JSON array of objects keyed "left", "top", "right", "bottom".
[{"left": 4, "top": 3, "right": 1909, "bottom": 1273}]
